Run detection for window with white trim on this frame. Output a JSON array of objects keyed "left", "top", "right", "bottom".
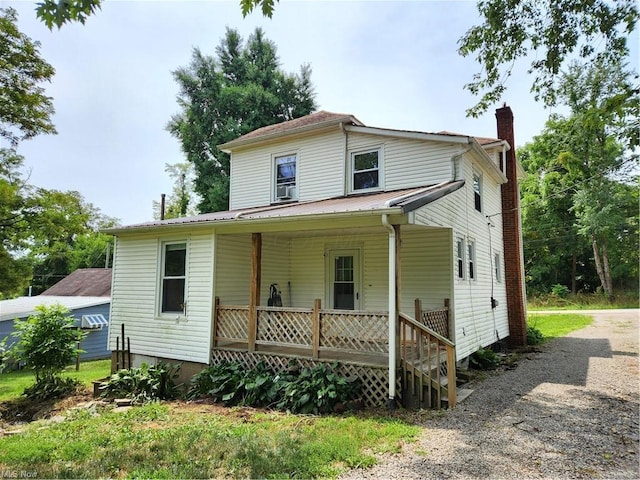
[
  {"left": 494, "top": 252, "right": 502, "bottom": 283},
  {"left": 456, "top": 237, "right": 465, "bottom": 279},
  {"left": 161, "top": 242, "right": 187, "bottom": 313},
  {"left": 351, "top": 149, "right": 381, "bottom": 192},
  {"left": 473, "top": 171, "right": 482, "bottom": 212},
  {"left": 468, "top": 240, "right": 476, "bottom": 280},
  {"left": 274, "top": 154, "right": 297, "bottom": 201}
]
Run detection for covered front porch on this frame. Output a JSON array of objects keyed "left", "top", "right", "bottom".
[{"left": 210, "top": 225, "right": 457, "bottom": 408}]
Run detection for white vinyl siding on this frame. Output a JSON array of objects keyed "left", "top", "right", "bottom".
[
  {"left": 230, "top": 129, "right": 345, "bottom": 210},
  {"left": 109, "top": 232, "right": 214, "bottom": 364},
  {"left": 400, "top": 229, "right": 452, "bottom": 311},
  {"left": 412, "top": 150, "right": 509, "bottom": 360},
  {"left": 214, "top": 234, "right": 252, "bottom": 305},
  {"left": 346, "top": 132, "right": 460, "bottom": 190}
]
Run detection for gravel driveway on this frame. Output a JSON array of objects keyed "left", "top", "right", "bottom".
[{"left": 342, "top": 309, "right": 639, "bottom": 479}]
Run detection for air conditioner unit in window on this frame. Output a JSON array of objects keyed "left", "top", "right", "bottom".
[{"left": 276, "top": 185, "right": 294, "bottom": 200}]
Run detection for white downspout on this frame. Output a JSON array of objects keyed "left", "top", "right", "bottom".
[{"left": 382, "top": 213, "right": 396, "bottom": 409}]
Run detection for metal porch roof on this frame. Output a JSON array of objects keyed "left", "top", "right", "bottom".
[{"left": 105, "top": 180, "right": 465, "bottom": 235}]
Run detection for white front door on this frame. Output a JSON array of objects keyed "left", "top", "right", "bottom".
[{"left": 328, "top": 249, "right": 361, "bottom": 310}]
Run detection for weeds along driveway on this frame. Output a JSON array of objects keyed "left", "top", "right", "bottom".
[{"left": 342, "top": 309, "right": 640, "bottom": 479}]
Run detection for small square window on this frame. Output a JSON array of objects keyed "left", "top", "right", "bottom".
[
  {"left": 161, "top": 242, "right": 186, "bottom": 313},
  {"left": 352, "top": 150, "right": 381, "bottom": 191}
]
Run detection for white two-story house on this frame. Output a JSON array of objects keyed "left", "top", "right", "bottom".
[{"left": 105, "top": 106, "right": 527, "bottom": 409}]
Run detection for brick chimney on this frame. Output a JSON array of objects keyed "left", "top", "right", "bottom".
[{"left": 496, "top": 105, "right": 527, "bottom": 346}]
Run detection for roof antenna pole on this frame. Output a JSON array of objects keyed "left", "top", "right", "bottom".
[{"left": 160, "top": 193, "right": 166, "bottom": 220}]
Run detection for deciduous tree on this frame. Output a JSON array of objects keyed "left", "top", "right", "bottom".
[
  {"left": 520, "top": 57, "right": 639, "bottom": 298},
  {"left": 0, "top": 7, "right": 56, "bottom": 146},
  {"left": 458, "top": 0, "right": 638, "bottom": 120},
  {"left": 167, "top": 27, "right": 316, "bottom": 212},
  {"left": 152, "top": 162, "right": 201, "bottom": 220}
]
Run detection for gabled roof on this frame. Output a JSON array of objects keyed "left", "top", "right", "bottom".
[
  {"left": 219, "top": 111, "right": 363, "bottom": 151},
  {"left": 0, "top": 296, "right": 110, "bottom": 322},
  {"left": 104, "top": 181, "right": 465, "bottom": 235},
  {"left": 41, "top": 268, "right": 112, "bottom": 297}
]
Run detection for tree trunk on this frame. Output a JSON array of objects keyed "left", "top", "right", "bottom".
[
  {"left": 601, "top": 238, "right": 614, "bottom": 300},
  {"left": 571, "top": 252, "right": 577, "bottom": 294},
  {"left": 591, "top": 233, "right": 613, "bottom": 299}
]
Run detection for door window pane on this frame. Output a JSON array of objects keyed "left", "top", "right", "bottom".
[
  {"left": 335, "top": 256, "right": 353, "bottom": 282},
  {"left": 334, "top": 283, "right": 354, "bottom": 309}
]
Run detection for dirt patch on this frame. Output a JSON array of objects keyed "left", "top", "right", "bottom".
[{"left": 0, "top": 388, "right": 93, "bottom": 426}]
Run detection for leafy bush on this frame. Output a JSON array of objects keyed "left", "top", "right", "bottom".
[
  {"left": 188, "top": 361, "right": 362, "bottom": 414},
  {"left": 276, "top": 362, "right": 362, "bottom": 414},
  {"left": 187, "top": 361, "right": 246, "bottom": 404},
  {"left": 9, "top": 304, "right": 84, "bottom": 383},
  {"left": 23, "top": 376, "right": 80, "bottom": 400},
  {"left": 469, "top": 347, "right": 500, "bottom": 370},
  {"left": 551, "top": 284, "right": 570, "bottom": 298},
  {"left": 100, "top": 362, "right": 180, "bottom": 404},
  {"left": 527, "top": 325, "right": 545, "bottom": 345},
  {"left": 6, "top": 303, "right": 85, "bottom": 400}
]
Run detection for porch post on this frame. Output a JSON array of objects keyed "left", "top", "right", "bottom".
[
  {"left": 249, "top": 233, "right": 262, "bottom": 351},
  {"left": 312, "top": 299, "right": 321, "bottom": 360},
  {"left": 382, "top": 214, "right": 397, "bottom": 409},
  {"left": 394, "top": 225, "right": 402, "bottom": 368}
]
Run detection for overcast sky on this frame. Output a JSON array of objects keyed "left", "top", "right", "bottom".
[{"left": 8, "top": 0, "right": 638, "bottom": 226}]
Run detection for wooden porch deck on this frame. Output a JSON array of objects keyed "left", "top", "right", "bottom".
[{"left": 212, "top": 297, "right": 456, "bottom": 408}]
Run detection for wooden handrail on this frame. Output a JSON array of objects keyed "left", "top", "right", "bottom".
[
  {"left": 399, "top": 313, "right": 454, "bottom": 347},
  {"left": 399, "top": 312, "right": 456, "bottom": 409}
]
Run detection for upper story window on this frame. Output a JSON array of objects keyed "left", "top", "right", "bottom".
[
  {"left": 473, "top": 171, "right": 482, "bottom": 212},
  {"left": 274, "top": 154, "right": 297, "bottom": 201},
  {"left": 161, "top": 242, "right": 187, "bottom": 314},
  {"left": 351, "top": 149, "right": 382, "bottom": 192},
  {"left": 494, "top": 252, "right": 502, "bottom": 283},
  {"left": 456, "top": 237, "right": 465, "bottom": 280}
]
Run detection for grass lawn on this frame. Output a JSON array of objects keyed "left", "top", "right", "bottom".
[
  {"left": 0, "top": 358, "right": 111, "bottom": 402},
  {"left": 0, "top": 312, "right": 602, "bottom": 478},
  {"left": 0, "top": 401, "right": 420, "bottom": 479},
  {"left": 528, "top": 313, "right": 594, "bottom": 341}
]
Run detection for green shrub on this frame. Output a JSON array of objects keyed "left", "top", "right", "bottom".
[
  {"left": 187, "top": 361, "right": 247, "bottom": 404},
  {"left": 276, "top": 362, "right": 362, "bottom": 414},
  {"left": 469, "top": 347, "right": 500, "bottom": 370},
  {"left": 6, "top": 303, "right": 85, "bottom": 400},
  {"left": 551, "top": 284, "right": 570, "bottom": 298},
  {"left": 527, "top": 325, "right": 545, "bottom": 345},
  {"left": 9, "top": 304, "right": 84, "bottom": 383},
  {"left": 100, "top": 362, "right": 180, "bottom": 404},
  {"left": 188, "top": 361, "right": 362, "bottom": 414},
  {"left": 23, "top": 376, "right": 81, "bottom": 400}
]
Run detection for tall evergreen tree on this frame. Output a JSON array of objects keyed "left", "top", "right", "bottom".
[{"left": 167, "top": 27, "right": 317, "bottom": 213}]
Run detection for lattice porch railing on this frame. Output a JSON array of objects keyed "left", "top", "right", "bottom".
[
  {"left": 257, "top": 306, "right": 313, "bottom": 347},
  {"left": 320, "top": 310, "right": 388, "bottom": 353},
  {"left": 214, "top": 297, "right": 388, "bottom": 361},
  {"left": 415, "top": 298, "right": 450, "bottom": 339}
]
